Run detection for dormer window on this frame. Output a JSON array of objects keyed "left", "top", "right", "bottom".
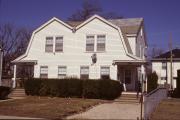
[{"left": 45, "top": 37, "right": 53, "bottom": 52}]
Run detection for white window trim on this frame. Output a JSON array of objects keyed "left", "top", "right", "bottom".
[
  {"left": 85, "top": 34, "right": 106, "bottom": 52},
  {"left": 58, "top": 66, "right": 67, "bottom": 78},
  {"left": 40, "top": 66, "right": 48, "bottom": 78},
  {"left": 55, "top": 36, "right": 63, "bottom": 52}
]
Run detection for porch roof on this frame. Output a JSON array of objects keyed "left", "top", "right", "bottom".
[
  {"left": 11, "top": 60, "right": 37, "bottom": 65},
  {"left": 113, "top": 60, "right": 147, "bottom": 66}
]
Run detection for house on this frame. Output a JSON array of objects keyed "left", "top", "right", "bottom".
[
  {"left": 152, "top": 48, "right": 180, "bottom": 89},
  {"left": 12, "top": 15, "right": 147, "bottom": 91}
]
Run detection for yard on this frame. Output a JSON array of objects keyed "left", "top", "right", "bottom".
[
  {"left": 151, "top": 98, "right": 180, "bottom": 120},
  {"left": 0, "top": 96, "right": 106, "bottom": 119}
]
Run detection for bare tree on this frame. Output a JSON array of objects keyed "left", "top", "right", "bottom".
[
  {"left": 68, "top": 0, "right": 102, "bottom": 21},
  {"left": 68, "top": 0, "right": 123, "bottom": 21},
  {"left": 0, "top": 24, "right": 31, "bottom": 78},
  {"left": 151, "top": 46, "right": 164, "bottom": 58}
]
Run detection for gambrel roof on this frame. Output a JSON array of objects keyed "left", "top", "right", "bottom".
[
  {"left": 12, "top": 15, "right": 145, "bottom": 63},
  {"left": 67, "top": 18, "right": 143, "bottom": 35}
]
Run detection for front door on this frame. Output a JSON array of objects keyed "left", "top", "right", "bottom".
[{"left": 124, "top": 69, "right": 133, "bottom": 91}]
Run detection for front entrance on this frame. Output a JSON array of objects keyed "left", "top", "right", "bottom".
[
  {"left": 124, "top": 69, "right": 134, "bottom": 91},
  {"left": 118, "top": 65, "right": 137, "bottom": 91}
]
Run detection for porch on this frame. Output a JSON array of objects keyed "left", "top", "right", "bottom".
[
  {"left": 11, "top": 60, "right": 36, "bottom": 88},
  {"left": 114, "top": 60, "right": 147, "bottom": 92}
]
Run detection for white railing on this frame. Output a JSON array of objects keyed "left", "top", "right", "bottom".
[{"left": 144, "top": 87, "right": 168, "bottom": 119}]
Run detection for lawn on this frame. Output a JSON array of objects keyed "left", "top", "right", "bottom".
[
  {"left": 0, "top": 96, "right": 106, "bottom": 119},
  {"left": 151, "top": 98, "right": 180, "bottom": 120}
]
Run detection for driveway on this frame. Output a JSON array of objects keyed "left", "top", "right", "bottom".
[{"left": 67, "top": 102, "right": 141, "bottom": 119}]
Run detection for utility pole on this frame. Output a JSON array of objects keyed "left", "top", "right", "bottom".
[{"left": 169, "top": 33, "right": 173, "bottom": 90}]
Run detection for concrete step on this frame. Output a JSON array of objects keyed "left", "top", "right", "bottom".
[{"left": 9, "top": 89, "right": 26, "bottom": 98}]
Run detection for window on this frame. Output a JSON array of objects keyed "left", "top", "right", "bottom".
[
  {"left": 40, "top": 66, "right": 48, "bottom": 78},
  {"left": 86, "top": 35, "right": 94, "bottom": 51},
  {"left": 80, "top": 66, "right": 89, "bottom": 79},
  {"left": 55, "top": 36, "right": 63, "bottom": 52},
  {"left": 45, "top": 37, "right": 53, "bottom": 52},
  {"left": 101, "top": 66, "right": 110, "bottom": 79},
  {"left": 161, "top": 77, "right": 166, "bottom": 80},
  {"left": 162, "top": 62, "right": 167, "bottom": 70},
  {"left": 58, "top": 66, "right": 67, "bottom": 79},
  {"left": 97, "top": 35, "right": 105, "bottom": 51},
  {"left": 125, "top": 70, "right": 131, "bottom": 84}
]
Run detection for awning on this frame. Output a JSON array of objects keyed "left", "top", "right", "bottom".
[{"left": 113, "top": 60, "right": 147, "bottom": 66}]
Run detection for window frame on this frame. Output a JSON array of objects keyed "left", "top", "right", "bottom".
[
  {"left": 86, "top": 35, "right": 95, "bottom": 52},
  {"left": 97, "top": 35, "right": 106, "bottom": 52},
  {"left": 162, "top": 62, "right": 167, "bottom": 70},
  {"left": 58, "top": 66, "right": 67, "bottom": 79},
  {"left": 100, "top": 66, "right": 110, "bottom": 79},
  {"left": 40, "top": 66, "right": 48, "bottom": 78},
  {"left": 80, "top": 66, "right": 89, "bottom": 79},
  {"left": 55, "top": 36, "right": 63, "bottom": 52},
  {"left": 45, "top": 36, "right": 54, "bottom": 53}
]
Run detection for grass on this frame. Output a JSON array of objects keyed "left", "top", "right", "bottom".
[
  {"left": 0, "top": 96, "right": 106, "bottom": 119},
  {"left": 151, "top": 98, "right": 180, "bottom": 120}
]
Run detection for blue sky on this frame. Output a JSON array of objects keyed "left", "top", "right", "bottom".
[{"left": 0, "top": 0, "right": 180, "bottom": 52}]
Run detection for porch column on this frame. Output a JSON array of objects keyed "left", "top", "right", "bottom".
[
  {"left": 12, "top": 64, "right": 17, "bottom": 88},
  {"left": 141, "top": 64, "right": 146, "bottom": 92}
]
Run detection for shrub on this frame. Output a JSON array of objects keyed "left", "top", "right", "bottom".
[
  {"left": 24, "top": 78, "right": 122, "bottom": 100},
  {"left": 24, "top": 78, "right": 42, "bottom": 95},
  {"left": 82, "top": 79, "right": 100, "bottom": 99},
  {"left": 0, "top": 86, "right": 11, "bottom": 100},
  {"left": 99, "top": 80, "right": 123, "bottom": 100},
  {"left": 147, "top": 72, "right": 158, "bottom": 93}
]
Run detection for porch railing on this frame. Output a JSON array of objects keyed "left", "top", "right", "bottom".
[{"left": 144, "top": 86, "right": 168, "bottom": 119}]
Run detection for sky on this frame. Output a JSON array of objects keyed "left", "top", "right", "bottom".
[{"left": 0, "top": 0, "right": 180, "bottom": 53}]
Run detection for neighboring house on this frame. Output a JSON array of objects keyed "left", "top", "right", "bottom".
[
  {"left": 12, "top": 15, "right": 147, "bottom": 91},
  {"left": 152, "top": 48, "right": 180, "bottom": 89}
]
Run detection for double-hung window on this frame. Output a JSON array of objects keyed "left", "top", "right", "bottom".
[
  {"left": 100, "top": 66, "right": 110, "bottom": 79},
  {"left": 45, "top": 37, "right": 53, "bottom": 52},
  {"left": 55, "top": 36, "right": 63, "bottom": 52},
  {"left": 162, "top": 62, "right": 166, "bottom": 70},
  {"left": 97, "top": 35, "right": 105, "bottom": 51},
  {"left": 86, "top": 35, "right": 95, "bottom": 52},
  {"left": 40, "top": 66, "right": 48, "bottom": 78},
  {"left": 58, "top": 66, "right": 67, "bottom": 79},
  {"left": 80, "top": 66, "right": 89, "bottom": 79}
]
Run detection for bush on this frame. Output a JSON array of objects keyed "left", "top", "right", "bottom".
[
  {"left": 82, "top": 80, "right": 100, "bottom": 99},
  {"left": 147, "top": 72, "right": 158, "bottom": 93},
  {"left": 0, "top": 86, "right": 11, "bottom": 100},
  {"left": 24, "top": 78, "right": 42, "bottom": 95},
  {"left": 24, "top": 78, "right": 122, "bottom": 100}
]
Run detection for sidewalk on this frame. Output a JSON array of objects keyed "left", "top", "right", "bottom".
[
  {"left": 0, "top": 115, "right": 43, "bottom": 119},
  {"left": 67, "top": 102, "right": 141, "bottom": 119}
]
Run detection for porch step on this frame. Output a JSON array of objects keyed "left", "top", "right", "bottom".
[
  {"left": 115, "top": 92, "right": 141, "bottom": 104},
  {"left": 9, "top": 88, "right": 26, "bottom": 98}
]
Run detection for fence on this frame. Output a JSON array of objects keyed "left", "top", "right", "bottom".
[{"left": 144, "top": 87, "right": 168, "bottom": 119}]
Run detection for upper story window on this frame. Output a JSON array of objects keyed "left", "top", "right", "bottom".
[
  {"left": 86, "top": 35, "right": 95, "bottom": 52},
  {"left": 97, "top": 35, "right": 106, "bottom": 51},
  {"left": 80, "top": 66, "right": 89, "bottom": 79},
  {"left": 58, "top": 66, "right": 67, "bottom": 79},
  {"left": 100, "top": 66, "right": 110, "bottom": 79},
  {"left": 40, "top": 66, "right": 48, "bottom": 78},
  {"left": 55, "top": 36, "right": 63, "bottom": 52},
  {"left": 45, "top": 37, "right": 53, "bottom": 52},
  {"left": 162, "top": 62, "right": 166, "bottom": 70}
]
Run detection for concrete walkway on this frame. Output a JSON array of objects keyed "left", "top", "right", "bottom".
[
  {"left": 67, "top": 102, "right": 141, "bottom": 119},
  {"left": 0, "top": 115, "right": 43, "bottom": 119}
]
